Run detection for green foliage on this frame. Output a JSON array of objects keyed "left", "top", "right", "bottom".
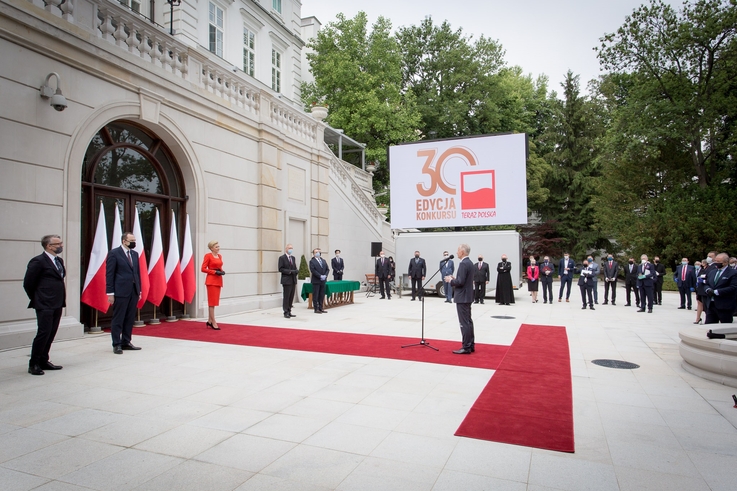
[
  {"left": 536, "top": 72, "right": 607, "bottom": 257},
  {"left": 298, "top": 255, "right": 310, "bottom": 280},
  {"left": 301, "top": 12, "right": 421, "bottom": 194}
]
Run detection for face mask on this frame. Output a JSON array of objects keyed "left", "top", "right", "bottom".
[
  {"left": 478, "top": 257, "right": 483, "bottom": 261},
  {"left": 54, "top": 246, "right": 63, "bottom": 254},
  {"left": 706, "top": 257, "right": 713, "bottom": 264},
  {"left": 336, "top": 254, "right": 340, "bottom": 258},
  {"left": 502, "top": 258, "right": 507, "bottom": 262},
  {"left": 654, "top": 260, "right": 659, "bottom": 263},
  {"left": 415, "top": 254, "right": 420, "bottom": 258},
  {"left": 530, "top": 261, "right": 536, "bottom": 265},
  {"left": 587, "top": 258, "right": 593, "bottom": 262},
  {"left": 629, "top": 260, "right": 634, "bottom": 264},
  {"left": 128, "top": 242, "right": 136, "bottom": 250},
  {"left": 544, "top": 259, "right": 549, "bottom": 263},
  {"left": 715, "top": 262, "right": 724, "bottom": 269},
  {"left": 564, "top": 256, "right": 569, "bottom": 260},
  {"left": 443, "top": 254, "right": 448, "bottom": 258},
  {"left": 583, "top": 262, "right": 588, "bottom": 267},
  {"left": 380, "top": 255, "right": 385, "bottom": 259},
  {"left": 607, "top": 257, "right": 613, "bottom": 261},
  {"left": 315, "top": 252, "right": 321, "bottom": 257},
  {"left": 682, "top": 261, "right": 688, "bottom": 265},
  {"left": 287, "top": 249, "right": 293, "bottom": 255},
  {"left": 641, "top": 259, "right": 647, "bottom": 264}
]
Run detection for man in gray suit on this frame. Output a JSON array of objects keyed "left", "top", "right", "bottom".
[
  {"left": 445, "top": 244, "right": 475, "bottom": 354},
  {"left": 587, "top": 255, "right": 600, "bottom": 304}
]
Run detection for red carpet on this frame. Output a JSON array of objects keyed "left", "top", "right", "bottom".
[
  {"left": 455, "top": 324, "right": 574, "bottom": 452},
  {"left": 136, "top": 322, "right": 509, "bottom": 370}
]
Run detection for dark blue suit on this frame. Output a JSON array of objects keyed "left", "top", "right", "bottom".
[
  {"left": 705, "top": 266, "right": 737, "bottom": 324},
  {"left": 558, "top": 258, "right": 575, "bottom": 300},
  {"left": 674, "top": 264, "right": 696, "bottom": 309},
  {"left": 309, "top": 256, "right": 330, "bottom": 312},
  {"left": 450, "top": 257, "right": 475, "bottom": 350},
  {"left": 106, "top": 246, "right": 141, "bottom": 347},
  {"left": 637, "top": 261, "right": 656, "bottom": 311}
]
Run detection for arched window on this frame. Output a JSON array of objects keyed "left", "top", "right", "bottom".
[{"left": 81, "top": 121, "right": 187, "bottom": 326}]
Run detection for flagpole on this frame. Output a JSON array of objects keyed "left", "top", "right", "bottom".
[
  {"left": 149, "top": 305, "right": 161, "bottom": 325},
  {"left": 133, "top": 308, "right": 144, "bottom": 327},
  {"left": 166, "top": 297, "right": 177, "bottom": 322},
  {"left": 89, "top": 309, "right": 102, "bottom": 333}
]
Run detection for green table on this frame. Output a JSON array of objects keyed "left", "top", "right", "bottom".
[{"left": 301, "top": 280, "right": 361, "bottom": 309}]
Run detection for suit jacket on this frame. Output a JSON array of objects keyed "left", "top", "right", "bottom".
[
  {"left": 624, "top": 262, "right": 639, "bottom": 282},
  {"left": 589, "top": 262, "right": 601, "bottom": 283},
  {"left": 540, "top": 261, "right": 555, "bottom": 280},
  {"left": 474, "top": 262, "right": 490, "bottom": 283},
  {"left": 577, "top": 265, "right": 594, "bottom": 286},
  {"left": 526, "top": 265, "right": 539, "bottom": 282},
  {"left": 278, "top": 254, "right": 298, "bottom": 285},
  {"left": 706, "top": 266, "right": 737, "bottom": 310},
  {"left": 23, "top": 253, "right": 66, "bottom": 310},
  {"left": 440, "top": 258, "right": 454, "bottom": 277},
  {"left": 309, "top": 256, "right": 329, "bottom": 284},
  {"left": 654, "top": 263, "right": 666, "bottom": 284},
  {"left": 636, "top": 261, "right": 656, "bottom": 287},
  {"left": 408, "top": 257, "right": 426, "bottom": 279},
  {"left": 558, "top": 258, "right": 575, "bottom": 278},
  {"left": 450, "top": 257, "right": 475, "bottom": 303},
  {"left": 201, "top": 253, "right": 224, "bottom": 287},
  {"left": 375, "top": 257, "right": 392, "bottom": 279},
  {"left": 603, "top": 260, "right": 619, "bottom": 281},
  {"left": 106, "top": 246, "right": 141, "bottom": 298},
  {"left": 674, "top": 264, "right": 696, "bottom": 290},
  {"left": 331, "top": 257, "right": 344, "bottom": 275}
]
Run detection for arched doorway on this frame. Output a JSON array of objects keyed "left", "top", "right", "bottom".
[{"left": 81, "top": 121, "right": 187, "bottom": 328}]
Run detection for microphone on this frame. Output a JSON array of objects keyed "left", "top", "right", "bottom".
[{"left": 442, "top": 254, "right": 455, "bottom": 263}]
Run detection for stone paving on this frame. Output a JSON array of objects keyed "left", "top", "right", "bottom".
[{"left": 1, "top": 285, "right": 736, "bottom": 490}]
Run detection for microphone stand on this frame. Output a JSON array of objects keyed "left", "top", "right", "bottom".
[{"left": 402, "top": 258, "right": 451, "bottom": 351}]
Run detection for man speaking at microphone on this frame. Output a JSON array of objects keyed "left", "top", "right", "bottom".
[{"left": 445, "top": 244, "right": 475, "bottom": 354}]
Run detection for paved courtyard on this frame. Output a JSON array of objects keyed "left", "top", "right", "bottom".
[{"left": 1, "top": 285, "right": 736, "bottom": 490}]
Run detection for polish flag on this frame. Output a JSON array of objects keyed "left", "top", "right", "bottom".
[
  {"left": 164, "top": 210, "right": 184, "bottom": 303},
  {"left": 81, "top": 204, "right": 109, "bottom": 313},
  {"left": 180, "top": 214, "right": 195, "bottom": 303},
  {"left": 112, "top": 202, "right": 122, "bottom": 250},
  {"left": 132, "top": 207, "right": 150, "bottom": 309},
  {"left": 146, "top": 209, "right": 167, "bottom": 306}
]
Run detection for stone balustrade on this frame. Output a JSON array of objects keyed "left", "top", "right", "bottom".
[{"left": 29, "top": 0, "right": 317, "bottom": 143}]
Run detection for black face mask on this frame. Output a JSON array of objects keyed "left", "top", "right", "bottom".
[
  {"left": 502, "top": 258, "right": 507, "bottom": 262},
  {"left": 629, "top": 260, "right": 634, "bottom": 264},
  {"left": 128, "top": 241, "right": 136, "bottom": 250},
  {"left": 478, "top": 258, "right": 483, "bottom": 261},
  {"left": 53, "top": 246, "right": 63, "bottom": 254},
  {"left": 715, "top": 262, "right": 725, "bottom": 269}
]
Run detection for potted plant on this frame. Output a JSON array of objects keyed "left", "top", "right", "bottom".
[
  {"left": 310, "top": 100, "right": 328, "bottom": 121},
  {"left": 296, "top": 254, "right": 310, "bottom": 303}
]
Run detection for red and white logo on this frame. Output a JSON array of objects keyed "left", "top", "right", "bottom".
[{"left": 460, "top": 170, "right": 495, "bottom": 210}]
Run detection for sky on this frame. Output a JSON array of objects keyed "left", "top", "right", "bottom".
[{"left": 303, "top": 0, "right": 683, "bottom": 94}]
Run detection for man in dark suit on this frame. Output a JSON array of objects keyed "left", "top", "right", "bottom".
[
  {"left": 602, "top": 254, "right": 618, "bottom": 305},
  {"left": 375, "top": 251, "right": 393, "bottom": 300},
  {"left": 23, "top": 235, "right": 66, "bottom": 375},
  {"left": 653, "top": 256, "right": 666, "bottom": 305},
  {"left": 473, "top": 255, "right": 490, "bottom": 304},
  {"left": 408, "top": 251, "right": 426, "bottom": 301},
  {"left": 558, "top": 253, "right": 575, "bottom": 302},
  {"left": 624, "top": 257, "right": 640, "bottom": 307},
  {"left": 577, "top": 259, "right": 595, "bottom": 310},
  {"left": 331, "top": 250, "right": 344, "bottom": 281},
  {"left": 637, "top": 254, "right": 656, "bottom": 313},
  {"left": 674, "top": 257, "right": 696, "bottom": 310},
  {"left": 445, "top": 243, "right": 475, "bottom": 354},
  {"left": 309, "top": 248, "right": 329, "bottom": 313},
  {"left": 704, "top": 253, "right": 737, "bottom": 324},
  {"left": 106, "top": 232, "right": 142, "bottom": 354},
  {"left": 278, "top": 244, "right": 298, "bottom": 319},
  {"left": 540, "top": 256, "right": 555, "bottom": 304}
]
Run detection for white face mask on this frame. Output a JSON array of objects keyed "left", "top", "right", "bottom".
[
  {"left": 641, "top": 259, "right": 647, "bottom": 264},
  {"left": 564, "top": 256, "right": 569, "bottom": 260},
  {"left": 706, "top": 257, "right": 713, "bottom": 264}
]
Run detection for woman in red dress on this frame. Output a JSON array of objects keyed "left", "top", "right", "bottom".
[
  {"left": 201, "top": 240, "right": 224, "bottom": 330},
  {"left": 527, "top": 256, "right": 540, "bottom": 303}
]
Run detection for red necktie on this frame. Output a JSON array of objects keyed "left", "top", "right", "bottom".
[{"left": 682, "top": 266, "right": 686, "bottom": 281}]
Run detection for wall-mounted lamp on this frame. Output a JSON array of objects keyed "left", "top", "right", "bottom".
[{"left": 39, "top": 72, "right": 68, "bottom": 111}]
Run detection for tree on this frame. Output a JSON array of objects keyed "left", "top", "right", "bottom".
[
  {"left": 596, "top": 0, "right": 737, "bottom": 188},
  {"left": 537, "top": 72, "right": 607, "bottom": 257},
  {"left": 301, "top": 12, "right": 421, "bottom": 193}
]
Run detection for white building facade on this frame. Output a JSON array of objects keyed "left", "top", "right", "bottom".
[{"left": 0, "top": 0, "right": 393, "bottom": 349}]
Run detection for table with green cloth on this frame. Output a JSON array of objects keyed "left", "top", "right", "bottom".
[{"left": 301, "top": 280, "right": 361, "bottom": 309}]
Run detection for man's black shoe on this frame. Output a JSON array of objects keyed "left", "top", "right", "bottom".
[
  {"left": 637, "top": 308, "right": 646, "bottom": 312},
  {"left": 625, "top": 303, "right": 631, "bottom": 306},
  {"left": 603, "top": 301, "right": 608, "bottom": 305},
  {"left": 289, "top": 313, "right": 296, "bottom": 317},
  {"left": 113, "top": 346, "right": 123, "bottom": 354},
  {"left": 43, "top": 362, "right": 63, "bottom": 370},
  {"left": 612, "top": 302, "right": 616, "bottom": 306},
  {"left": 590, "top": 306, "right": 595, "bottom": 310},
  {"left": 678, "top": 306, "right": 686, "bottom": 309},
  {"left": 452, "top": 349, "right": 472, "bottom": 354},
  {"left": 28, "top": 365, "right": 44, "bottom": 375},
  {"left": 648, "top": 309, "right": 653, "bottom": 313},
  {"left": 121, "top": 344, "right": 141, "bottom": 350},
  {"left": 284, "top": 314, "right": 291, "bottom": 318},
  {"left": 320, "top": 310, "right": 328, "bottom": 313}
]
